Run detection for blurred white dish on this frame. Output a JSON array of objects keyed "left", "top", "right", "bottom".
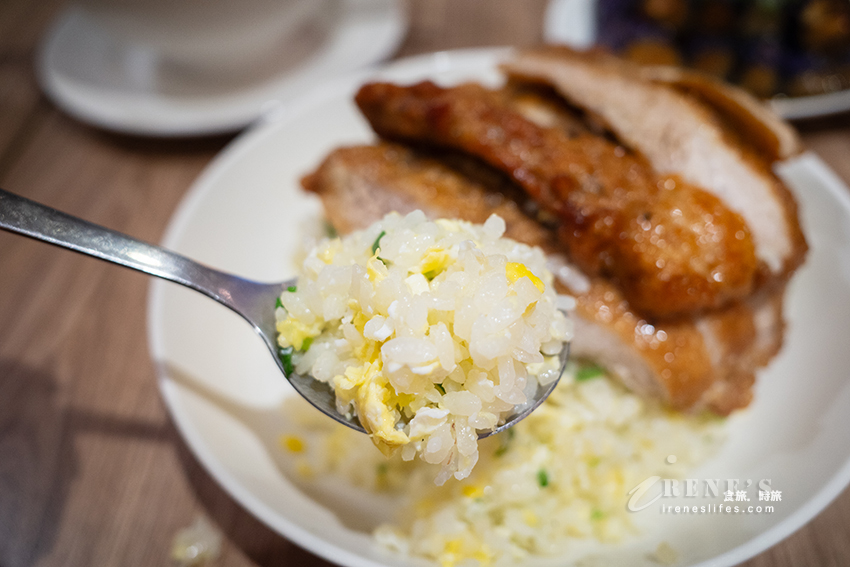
[
  {"left": 36, "top": 0, "right": 407, "bottom": 136},
  {"left": 73, "top": 0, "right": 319, "bottom": 68},
  {"left": 148, "top": 47, "right": 850, "bottom": 566},
  {"left": 543, "top": 0, "right": 597, "bottom": 50},
  {"left": 544, "top": 0, "right": 850, "bottom": 120}
]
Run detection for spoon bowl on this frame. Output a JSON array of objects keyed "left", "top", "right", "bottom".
[{"left": 0, "top": 187, "right": 568, "bottom": 436}]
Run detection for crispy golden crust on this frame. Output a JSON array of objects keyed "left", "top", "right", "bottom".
[{"left": 355, "top": 81, "right": 757, "bottom": 319}]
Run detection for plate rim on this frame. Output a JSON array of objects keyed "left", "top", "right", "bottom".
[
  {"left": 689, "top": 151, "right": 850, "bottom": 567},
  {"left": 147, "top": 46, "right": 850, "bottom": 567}
]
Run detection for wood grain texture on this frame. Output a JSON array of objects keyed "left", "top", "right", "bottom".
[{"left": 0, "top": 0, "right": 849, "bottom": 566}]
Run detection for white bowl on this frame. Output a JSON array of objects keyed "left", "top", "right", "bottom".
[{"left": 148, "top": 48, "right": 850, "bottom": 566}]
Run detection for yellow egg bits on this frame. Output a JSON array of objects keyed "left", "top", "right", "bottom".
[
  {"left": 505, "top": 262, "right": 545, "bottom": 292},
  {"left": 276, "top": 237, "right": 436, "bottom": 452},
  {"left": 419, "top": 247, "right": 453, "bottom": 280},
  {"left": 277, "top": 262, "right": 547, "bottom": 445},
  {"left": 276, "top": 318, "right": 322, "bottom": 351},
  {"left": 274, "top": 212, "right": 563, "bottom": 470}
]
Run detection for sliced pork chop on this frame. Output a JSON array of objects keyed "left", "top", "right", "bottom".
[
  {"left": 569, "top": 276, "right": 783, "bottom": 414},
  {"left": 502, "top": 46, "right": 808, "bottom": 285},
  {"left": 637, "top": 65, "right": 802, "bottom": 162},
  {"left": 355, "top": 81, "right": 758, "bottom": 320},
  {"left": 302, "top": 143, "right": 783, "bottom": 414}
]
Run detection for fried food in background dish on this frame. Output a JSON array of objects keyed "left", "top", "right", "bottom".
[
  {"left": 595, "top": 0, "right": 850, "bottom": 99},
  {"left": 355, "top": 80, "right": 758, "bottom": 319},
  {"left": 303, "top": 143, "right": 784, "bottom": 414}
]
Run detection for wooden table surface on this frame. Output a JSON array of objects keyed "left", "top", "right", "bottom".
[{"left": 1, "top": 1, "right": 849, "bottom": 565}]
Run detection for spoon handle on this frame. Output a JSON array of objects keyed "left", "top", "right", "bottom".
[{"left": 0, "top": 188, "right": 277, "bottom": 328}]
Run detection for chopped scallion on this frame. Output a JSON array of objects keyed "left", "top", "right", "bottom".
[
  {"left": 576, "top": 363, "right": 605, "bottom": 382},
  {"left": 324, "top": 221, "right": 338, "bottom": 238},
  {"left": 287, "top": 285, "right": 297, "bottom": 293},
  {"left": 494, "top": 427, "right": 515, "bottom": 457},
  {"left": 537, "top": 469, "right": 549, "bottom": 487},
  {"left": 371, "top": 230, "right": 386, "bottom": 254},
  {"left": 278, "top": 346, "right": 295, "bottom": 376}
]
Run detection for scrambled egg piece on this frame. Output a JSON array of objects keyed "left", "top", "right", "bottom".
[
  {"left": 439, "top": 538, "right": 492, "bottom": 567},
  {"left": 353, "top": 339, "right": 381, "bottom": 365},
  {"left": 333, "top": 360, "right": 378, "bottom": 408},
  {"left": 277, "top": 318, "right": 322, "bottom": 351},
  {"left": 352, "top": 310, "right": 370, "bottom": 334},
  {"left": 367, "top": 253, "right": 387, "bottom": 283},
  {"left": 317, "top": 239, "right": 341, "bottom": 264},
  {"left": 333, "top": 359, "right": 410, "bottom": 454},
  {"left": 356, "top": 370, "right": 410, "bottom": 453},
  {"left": 505, "top": 262, "right": 545, "bottom": 292},
  {"left": 280, "top": 435, "right": 305, "bottom": 453},
  {"left": 419, "top": 247, "right": 454, "bottom": 280}
]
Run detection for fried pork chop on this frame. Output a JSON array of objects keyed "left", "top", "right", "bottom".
[
  {"left": 355, "top": 81, "right": 758, "bottom": 320},
  {"left": 302, "top": 143, "right": 784, "bottom": 415},
  {"left": 502, "top": 46, "right": 807, "bottom": 286}
]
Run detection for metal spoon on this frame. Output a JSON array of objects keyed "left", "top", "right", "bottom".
[{"left": 0, "top": 187, "right": 568, "bottom": 437}]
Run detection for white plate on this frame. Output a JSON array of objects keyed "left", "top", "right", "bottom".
[
  {"left": 544, "top": 0, "right": 850, "bottom": 120},
  {"left": 36, "top": 0, "right": 407, "bottom": 136},
  {"left": 148, "top": 48, "right": 850, "bottom": 567}
]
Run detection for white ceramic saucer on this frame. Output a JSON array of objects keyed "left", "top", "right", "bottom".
[{"left": 36, "top": 0, "right": 408, "bottom": 136}]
